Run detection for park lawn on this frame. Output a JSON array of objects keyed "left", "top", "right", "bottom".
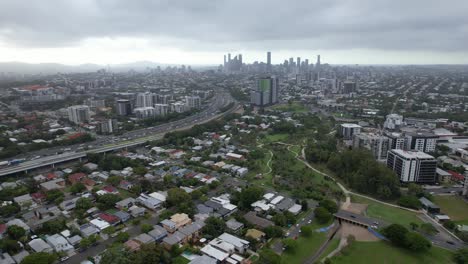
[
  {"left": 433, "top": 195, "right": 468, "bottom": 222},
  {"left": 330, "top": 241, "right": 454, "bottom": 264},
  {"left": 318, "top": 238, "right": 340, "bottom": 261},
  {"left": 351, "top": 195, "right": 424, "bottom": 228},
  {"left": 246, "top": 149, "right": 273, "bottom": 187},
  {"left": 264, "top": 133, "right": 290, "bottom": 143},
  {"left": 271, "top": 102, "right": 308, "bottom": 113},
  {"left": 280, "top": 221, "right": 333, "bottom": 264}
]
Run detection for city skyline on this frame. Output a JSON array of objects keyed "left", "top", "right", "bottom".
[{"left": 0, "top": 0, "right": 467, "bottom": 65}]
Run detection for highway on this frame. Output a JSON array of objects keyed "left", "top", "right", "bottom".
[{"left": 0, "top": 91, "right": 238, "bottom": 177}]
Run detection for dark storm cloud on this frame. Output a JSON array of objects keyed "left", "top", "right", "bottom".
[{"left": 0, "top": 0, "right": 467, "bottom": 51}]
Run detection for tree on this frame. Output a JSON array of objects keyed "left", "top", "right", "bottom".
[
  {"left": 236, "top": 186, "right": 264, "bottom": 210},
  {"left": 382, "top": 224, "right": 408, "bottom": 247},
  {"left": 102, "top": 226, "right": 116, "bottom": 235},
  {"left": 202, "top": 216, "right": 226, "bottom": 238},
  {"left": 301, "top": 200, "right": 308, "bottom": 211},
  {"left": 0, "top": 203, "right": 20, "bottom": 217},
  {"left": 397, "top": 196, "right": 421, "bottom": 209},
  {"left": 140, "top": 223, "right": 152, "bottom": 233},
  {"left": 419, "top": 223, "right": 438, "bottom": 235},
  {"left": 272, "top": 213, "right": 287, "bottom": 227},
  {"left": 407, "top": 183, "right": 424, "bottom": 197},
  {"left": 167, "top": 188, "right": 195, "bottom": 216},
  {"left": 116, "top": 232, "right": 130, "bottom": 243},
  {"left": 70, "top": 183, "right": 86, "bottom": 194},
  {"left": 444, "top": 220, "right": 456, "bottom": 230},
  {"left": 97, "top": 194, "right": 121, "bottom": 210},
  {"left": 75, "top": 197, "right": 93, "bottom": 211},
  {"left": 107, "top": 176, "right": 124, "bottom": 186},
  {"left": 0, "top": 239, "right": 21, "bottom": 254},
  {"left": 454, "top": 249, "right": 468, "bottom": 264},
  {"left": 300, "top": 225, "right": 313, "bottom": 237},
  {"left": 409, "top": 222, "right": 419, "bottom": 231},
  {"left": 314, "top": 207, "right": 332, "bottom": 224},
  {"left": 258, "top": 248, "right": 281, "bottom": 264},
  {"left": 21, "top": 252, "right": 57, "bottom": 264},
  {"left": 133, "top": 166, "right": 148, "bottom": 176},
  {"left": 264, "top": 226, "right": 284, "bottom": 239},
  {"left": 100, "top": 245, "right": 131, "bottom": 264},
  {"left": 46, "top": 189, "right": 64, "bottom": 203},
  {"left": 319, "top": 199, "right": 338, "bottom": 214},
  {"left": 79, "top": 237, "right": 91, "bottom": 249},
  {"left": 282, "top": 238, "right": 298, "bottom": 252},
  {"left": 404, "top": 232, "right": 431, "bottom": 252},
  {"left": 7, "top": 225, "right": 25, "bottom": 240},
  {"left": 131, "top": 243, "right": 170, "bottom": 264}
]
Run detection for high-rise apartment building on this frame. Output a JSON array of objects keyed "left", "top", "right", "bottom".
[
  {"left": 185, "top": 96, "right": 201, "bottom": 109},
  {"left": 405, "top": 132, "right": 437, "bottom": 153},
  {"left": 387, "top": 150, "right": 436, "bottom": 183},
  {"left": 339, "top": 123, "right": 361, "bottom": 140},
  {"left": 67, "top": 105, "right": 90, "bottom": 124},
  {"left": 116, "top": 99, "right": 132, "bottom": 116},
  {"left": 136, "top": 92, "right": 154, "bottom": 108},
  {"left": 250, "top": 76, "right": 279, "bottom": 106}
]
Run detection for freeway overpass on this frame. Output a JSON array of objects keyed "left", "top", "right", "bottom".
[{"left": 0, "top": 100, "right": 240, "bottom": 177}]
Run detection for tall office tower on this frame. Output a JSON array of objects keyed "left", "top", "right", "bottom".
[
  {"left": 185, "top": 96, "right": 201, "bottom": 109},
  {"left": 387, "top": 150, "right": 436, "bottom": 183},
  {"left": 228, "top": 53, "right": 231, "bottom": 62},
  {"left": 97, "top": 119, "right": 117, "bottom": 134},
  {"left": 238, "top": 54, "right": 243, "bottom": 65},
  {"left": 67, "top": 105, "right": 90, "bottom": 124},
  {"left": 267, "top": 52, "right": 272, "bottom": 71},
  {"left": 250, "top": 76, "right": 279, "bottom": 106},
  {"left": 316, "top": 55, "right": 321, "bottom": 67},
  {"left": 297, "top": 57, "right": 301, "bottom": 69},
  {"left": 353, "top": 133, "right": 390, "bottom": 160},
  {"left": 223, "top": 55, "right": 227, "bottom": 67},
  {"left": 343, "top": 81, "right": 357, "bottom": 93},
  {"left": 304, "top": 59, "right": 309, "bottom": 69},
  {"left": 339, "top": 123, "right": 362, "bottom": 139},
  {"left": 136, "top": 92, "right": 154, "bottom": 108},
  {"left": 289, "top": 57, "right": 294, "bottom": 66},
  {"left": 116, "top": 99, "right": 132, "bottom": 116}
]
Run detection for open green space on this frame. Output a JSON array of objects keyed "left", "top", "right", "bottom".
[
  {"left": 270, "top": 102, "right": 308, "bottom": 113},
  {"left": 433, "top": 195, "right": 468, "bottom": 223},
  {"left": 318, "top": 238, "right": 340, "bottom": 261},
  {"left": 351, "top": 195, "right": 423, "bottom": 228},
  {"left": 329, "top": 241, "right": 454, "bottom": 264},
  {"left": 264, "top": 133, "right": 289, "bottom": 143},
  {"left": 280, "top": 221, "right": 332, "bottom": 264}
]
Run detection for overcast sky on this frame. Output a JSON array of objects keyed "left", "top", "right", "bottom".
[{"left": 0, "top": 0, "right": 467, "bottom": 65}]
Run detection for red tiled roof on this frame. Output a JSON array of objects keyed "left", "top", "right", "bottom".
[
  {"left": 448, "top": 170, "right": 465, "bottom": 181},
  {"left": 67, "top": 132, "right": 85, "bottom": 140},
  {"left": 83, "top": 178, "right": 96, "bottom": 186},
  {"left": 69, "top": 172, "right": 86, "bottom": 183},
  {"left": 0, "top": 224, "right": 7, "bottom": 234},
  {"left": 31, "top": 192, "right": 46, "bottom": 200},
  {"left": 46, "top": 173, "right": 57, "bottom": 180},
  {"left": 103, "top": 185, "right": 118, "bottom": 193},
  {"left": 98, "top": 213, "right": 119, "bottom": 224}
]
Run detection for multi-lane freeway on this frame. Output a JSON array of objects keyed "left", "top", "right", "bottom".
[{"left": 0, "top": 91, "right": 238, "bottom": 177}]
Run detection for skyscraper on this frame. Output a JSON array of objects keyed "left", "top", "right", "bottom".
[
  {"left": 297, "top": 57, "right": 301, "bottom": 69},
  {"left": 316, "top": 55, "right": 321, "bottom": 67},
  {"left": 136, "top": 92, "right": 154, "bottom": 108},
  {"left": 250, "top": 76, "right": 279, "bottom": 106},
  {"left": 267, "top": 51, "right": 271, "bottom": 72},
  {"left": 116, "top": 99, "right": 132, "bottom": 116}
]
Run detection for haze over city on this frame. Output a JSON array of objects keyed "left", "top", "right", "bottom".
[{"left": 0, "top": 0, "right": 467, "bottom": 65}]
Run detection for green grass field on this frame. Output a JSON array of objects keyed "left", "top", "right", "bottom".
[
  {"left": 330, "top": 241, "right": 454, "bottom": 264},
  {"left": 270, "top": 102, "right": 308, "bottom": 113},
  {"left": 280, "top": 221, "right": 332, "bottom": 264},
  {"left": 433, "top": 195, "right": 468, "bottom": 223},
  {"left": 264, "top": 133, "right": 290, "bottom": 143},
  {"left": 351, "top": 195, "right": 424, "bottom": 228}
]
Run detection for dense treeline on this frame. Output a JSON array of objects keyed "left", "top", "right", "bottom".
[
  {"left": 304, "top": 137, "right": 337, "bottom": 163},
  {"left": 326, "top": 149, "right": 401, "bottom": 200}
]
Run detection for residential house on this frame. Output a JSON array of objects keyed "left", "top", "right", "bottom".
[
  {"left": 28, "top": 238, "right": 53, "bottom": 253},
  {"left": 133, "top": 233, "right": 155, "bottom": 244},
  {"left": 0, "top": 253, "right": 15, "bottom": 264},
  {"left": 90, "top": 219, "right": 110, "bottom": 231},
  {"left": 113, "top": 211, "right": 131, "bottom": 223},
  {"left": 11, "top": 251, "right": 29, "bottom": 264},
  {"left": 59, "top": 197, "right": 80, "bottom": 211},
  {"left": 6, "top": 219, "right": 30, "bottom": 233},
  {"left": 31, "top": 192, "right": 47, "bottom": 204},
  {"left": 116, "top": 197, "right": 137, "bottom": 210},
  {"left": 0, "top": 224, "right": 6, "bottom": 239},
  {"left": 226, "top": 219, "right": 244, "bottom": 234},
  {"left": 148, "top": 225, "right": 168, "bottom": 242},
  {"left": 244, "top": 211, "right": 274, "bottom": 229},
  {"left": 98, "top": 213, "right": 120, "bottom": 226},
  {"left": 162, "top": 231, "right": 186, "bottom": 249},
  {"left": 178, "top": 221, "right": 205, "bottom": 243},
  {"left": 246, "top": 229, "right": 266, "bottom": 241},
  {"left": 79, "top": 224, "right": 99, "bottom": 237},
  {"left": 119, "top": 180, "right": 134, "bottom": 190},
  {"left": 137, "top": 193, "right": 162, "bottom": 211},
  {"left": 68, "top": 172, "right": 86, "bottom": 185},
  {"left": 40, "top": 178, "right": 65, "bottom": 191},
  {"left": 124, "top": 239, "right": 142, "bottom": 252},
  {"left": 13, "top": 194, "right": 35, "bottom": 209},
  {"left": 45, "top": 234, "right": 74, "bottom": 253},
  {"left": 129, "top": 205, "right": 146, "bottom": 217}
]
